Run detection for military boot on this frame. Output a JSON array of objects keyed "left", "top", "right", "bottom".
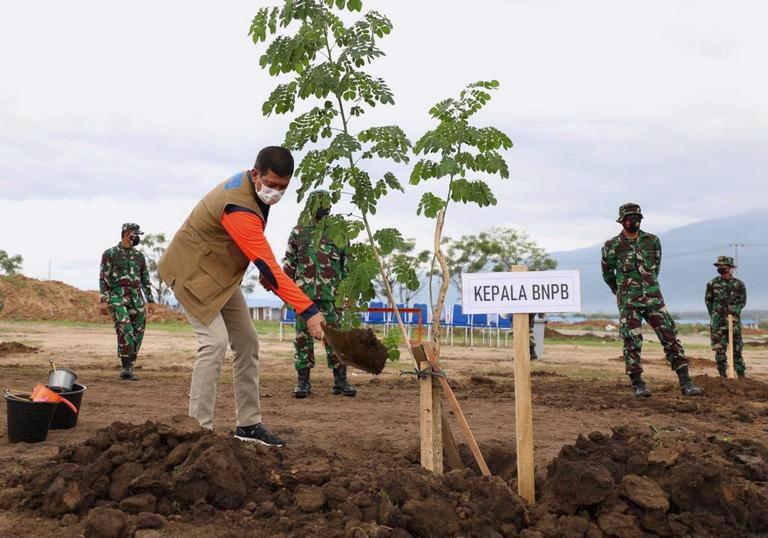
[
  {"left": 120, "top": 357, "right": 139, "bottom": 381},
  {"left": 332, "top": 366, "right": 357, "bottom": 397},
  {"left": 294, "top": 368, "right": 311, "bottom": 399},
  {"left": 737, "top": 371, "right": 746, "bottom": 379},
  {"left": 677, "top": 366, "right": 703, "bottom": 396},
  {"left": 717, "top": 369, "right": 727, "bottom": 379},
  {"left": 629, "top": 373, "right": 651, "bottom": 398}
]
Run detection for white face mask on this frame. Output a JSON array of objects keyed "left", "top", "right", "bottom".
[{"left": 255, "top": 176, "right": 286, "bottom": 205}]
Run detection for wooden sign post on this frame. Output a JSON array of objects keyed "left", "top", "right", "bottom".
[
  {"left": 461, "top": 268, "right": 582, "bottom": 505},
  {"left": 727, "top": 314, "right": 735, "bottom": 380},
  {"left": 510, "top": 265, "right": 535, "bottom": 504}
]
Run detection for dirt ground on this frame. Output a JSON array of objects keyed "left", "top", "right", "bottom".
[{"left": 1, "top": 321, "right": 767, "bottom": 537}]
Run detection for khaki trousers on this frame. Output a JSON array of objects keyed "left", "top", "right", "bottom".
[{"left": 184, "top": 289, "right": 261, "bottom": 429}]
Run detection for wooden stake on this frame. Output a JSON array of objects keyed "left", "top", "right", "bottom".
[
  {"left": 416, "top": 345, "right": 443, "bottom": 474},
  {"left": 441, "top": 406, "right": 463, "bottom": 471},
  {"left": 431, "top": 361, "right": 491, "bottom": 476},
  {"left": 511, "top": 265, "right": 535, "bottom": 504},
  {"left": 727, "top": 314, "right": 735, "bottom": 380}
]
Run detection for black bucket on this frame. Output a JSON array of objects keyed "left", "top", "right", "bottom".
[
  {"left": 49, "top": 384, "right": 87, "bottom": 430},
  {"left": 4, "top": 393, "right": 58, "bottom": 443}
]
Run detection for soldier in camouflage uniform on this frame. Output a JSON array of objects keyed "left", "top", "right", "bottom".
[
  {"left": 283, "top": 190, "right": 355, "bottom": 398},
  {"left": 99, "top": 223, "right": 154, "bottom": 381},
  {"left": 705, "top": 256, "right": 747, "bottom": 378},
  {"left": 601, "top": 203, "right": 703, "bottom": 397}
]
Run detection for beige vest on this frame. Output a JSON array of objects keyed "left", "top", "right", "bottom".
[{"left": 158, "top": 171, "right": 264, "bottom": 324}]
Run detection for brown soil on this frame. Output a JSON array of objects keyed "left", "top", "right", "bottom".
[
  {"left": 545, "top": 327, "right": 618, "bottom": 342},
  {"left": 567, "top": 319, "right": 617, "bottom": 329},
  {"left": 1, "top": 321, "right": 768, "bottom": 536},
  {"left": 0, "top": 342, "right": 39, "bottom": 357},
  {"left": 0, "top": 275, "right": 184, "bottom": 323},
  {"left": 323, "top": 326, "right": 388, "bottom": 374},
  {"left": 4, "top": 419, "right": 768, "bottom": 537}
]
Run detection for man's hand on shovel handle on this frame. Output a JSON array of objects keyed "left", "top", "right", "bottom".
[{"left": 307, "top": 311, "right": 326, "bottom": 341}]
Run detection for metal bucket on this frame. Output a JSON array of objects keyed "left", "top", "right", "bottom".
[{"left": 47, "top": 368, "right": 77, "bottom": 391}]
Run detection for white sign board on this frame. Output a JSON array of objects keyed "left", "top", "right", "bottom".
[{"left": 461, "top": 270, "right": 581, "bottom": 314}]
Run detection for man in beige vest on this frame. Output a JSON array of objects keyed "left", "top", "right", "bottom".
[{"left": 158, "top": 146, "right": 325, "bottom": 446}]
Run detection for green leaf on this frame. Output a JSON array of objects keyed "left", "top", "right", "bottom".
[
  {"left": 262, "top": 82, "right": 298, "bottom": 116},
  {"left": 373, "top": 228, "right": 407, "bottom": 255},
  {"left": 358, "top": 125, "right": 411, "bottom": 163},
  {"left": 417, "top": 192, "right": 447, "bottom": 218},
  {"left": 284, "top": 104, "right": 338, "bottom": 150},
  {"left": 450, "top": 178, "right": 497, "bottom": 207}
]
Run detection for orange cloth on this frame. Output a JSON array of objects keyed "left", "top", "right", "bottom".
[{"left": 221, "top": 209, "right": 316, "bottom": 317}]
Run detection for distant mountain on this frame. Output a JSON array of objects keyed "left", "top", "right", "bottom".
[{"left": 552, "top": 208, "right": 768, "bottom": 314}]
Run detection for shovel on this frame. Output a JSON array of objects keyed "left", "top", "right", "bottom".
[{"left": 323, "top": 326, "right": 388, "bottom": 375}]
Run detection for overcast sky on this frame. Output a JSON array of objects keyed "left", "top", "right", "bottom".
[{"left": 1, "top": 0, "right": 766, "bottom": 295}]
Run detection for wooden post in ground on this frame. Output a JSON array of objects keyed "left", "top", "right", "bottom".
[
  {"left": 412, "top": 342, "right": 443, "bottom": 474},
  {"left": 727, "top": 314, "right": 735, "bottom": 379},
  {"left": 511, "top": 264, "right": 535, "bottom": 504},
  {"left": 411, "top": 342, "right": 464, "bottom": 472}
]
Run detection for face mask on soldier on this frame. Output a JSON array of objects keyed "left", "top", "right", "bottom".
[
  {"left": 131, "top": 234, "right": 141, "bottom": 246},
  {"left": 314, "top": 207, "right": 330, "bottom": 220},
  {"left": 623, "top": 215, "right": 641, "bottom": 233},
  {"left": 717, "top": 266, "right": 728, "bottom": 275}
]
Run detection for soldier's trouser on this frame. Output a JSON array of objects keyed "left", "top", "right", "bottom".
[
  {"left": 710, "top": 315, "right": 745, "bottom": 374},
  {"left": 294, "top": 300, "right": 340, "bottom": 370},
  {"left": 110, "top": 304, "right": 146, "bottom": 361},
  {"left": 619, "top": 305, "right": 688, "bottom": 375},
  {"left": 184, "top": 289, "right": 261, "bottom": 430}
]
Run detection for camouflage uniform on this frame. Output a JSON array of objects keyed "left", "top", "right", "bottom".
[
  {"left": 284, "top": 211, "right": 346, "bottom": 371},
  {"left": 705, "top": 256, "right": 747, "bottom": 376},
  {"left": 528, "top": 313, "right": 537, "bottom": 360},
  {"left": 601, "top": 209, "right": 688, "bottom": 376},
  {"left": 100, "top": 224, "right": 154, "bottom": 370}
]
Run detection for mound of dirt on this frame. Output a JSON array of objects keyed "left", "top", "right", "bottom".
[
  {"left": 0, "top": 341, "right": 40, "bottom": 356},
  {"left": 690, "top": 375, "right": 768, "bottom": 400},
  {"left": 536, "top": 424, "right": 768, "bottom": 537},
  {"left": 5, "top": 417, "right": 768, "bottom": 537},
  {"left": 545, "top": 327, "right": 618, "bottom": 342},
  {"left": 1, "top": 416, "right": 529, "bottom": 537},
  {"left": 569, "top": 319, "right": 617, "bottom": 329},
  {"left": 685, "top": 355, "right": 716, "bottom": 368},
  {"left": 0, "top": 275, "right": 184, "bottom": 323}
]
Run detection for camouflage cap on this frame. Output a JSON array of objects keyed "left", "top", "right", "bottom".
[
  {"left": 616, "top": 203, "right": 643, "bottom": 223},
  {"left": 121, "top": 223, "right": 144, "bottom": 235},
  {"left": 714, "top": 255, "right": 736, "bottom": 268}
]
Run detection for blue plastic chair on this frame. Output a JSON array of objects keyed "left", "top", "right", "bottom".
[
  {"left": 366, "top": 301, "right": 386, "bottom": 328},
  {"left": 279, "top": 307, "right": 296, "bottom": 341},
  {"left": 470, "top": 313, "right": 489, "bottom": 346},
  {"left": 496, "top": 315, "right": 512, "bottom": 346},
  {"left": 449, "top": 304, "right": 472, "bottom": 346}
]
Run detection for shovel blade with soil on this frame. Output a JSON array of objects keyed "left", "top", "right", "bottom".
[{"left": 323, "top": 326, "right": 388, "bottom": 375}]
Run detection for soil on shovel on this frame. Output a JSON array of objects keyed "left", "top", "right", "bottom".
[
  {"left": 3, "top": 416, "right": 768, "bottom": 537},
  {"left": 323, "top": 326, "right": 388, "bottom": 375},
  {"left": 0, "top": 342, "right": 40, "bottom": 357}
]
